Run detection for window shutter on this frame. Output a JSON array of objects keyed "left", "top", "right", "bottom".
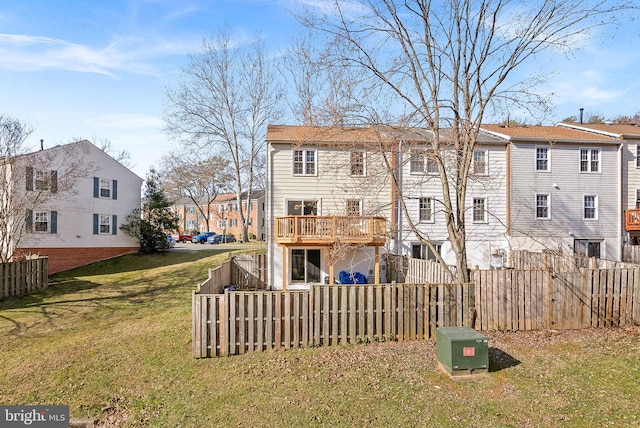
[
  {"left": 50, "top": 211, "right": 57, "bottom": 233},
  {"left": 112, "top": 215, "right": 117, "bottom": 235},
  {"left": 25, "top": 210, "right": 33, "bottom": 232},
  {"left": 50, "top": 171, "right": 58, "bottom": 193},
  {"left": 112, "top": 180, "right": 118, "bottom": 200},
  {"left": 93, "top": 177, "right": 99, "bottom": 198},
  {"left": 26, "top": 167, "right": 33, "bottom": 191},
  {"left": 93, "top": 214, "right": 99, "bottom": 234}
]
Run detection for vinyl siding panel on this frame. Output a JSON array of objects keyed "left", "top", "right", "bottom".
[
  {"left": 399, "top": 144, "right": 508, "bottom": 267},
  {"left": 509, "top": 141, "right": 621, "bottom": 259},
  {"left": 16, "top": 141, "right": 142, "bottom": 250}
]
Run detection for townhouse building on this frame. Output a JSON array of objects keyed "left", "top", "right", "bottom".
[
  {"left": 265, "top": 123, "right": 627, "bottom": 289},
  {"left": 266, "top": 125, "right": 393, "bottom": 290},
  {"left": 6, "top": 140, "right": 142, "bottom": 273},
  {"left": 557, "top": 122, "right": 640, "bottom": 245},
  {"left": 481, "top": 125, "right": 622, "bottom": 260},
  {"left": 398, "top": 132, "right": 509, "bottom": 269},
  {"left": 173, "top": 191, "right": 265, "bottom": 240}
]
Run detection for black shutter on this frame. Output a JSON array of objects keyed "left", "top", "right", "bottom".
[
  {"left": 93, "top": 214, "right": 99, "bottom": 234},
  {"left": 50, "top": 211, "right": 57, "bottom": 233},
  {"left": 25, "top": 210, "right": 33, "bottom": 232},
  {"left": 112, "top": 215, "right": 117, "bottom": 235},
  {"left": 50, "top": 171, "right": 58, "bottom": 193},
  {"left": 93, "top": 177, "right": 99, "bottom": 198},
  {"left": 112, "top": 180, "right": 118, "bottom": 200},
  {"left": 26, "top": 167, "right": 33, "bottom": 191}
]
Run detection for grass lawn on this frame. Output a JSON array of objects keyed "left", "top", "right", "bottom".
[{"left": 1, "top": 249, "right": 639, "bottom": 427}]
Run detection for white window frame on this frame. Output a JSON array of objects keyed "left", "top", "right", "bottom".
[
  {"left": 286, "top": 199, "right": 319, "bottom": 216},
  {"left": 584, "top": 195, "right": 598, "bottom": 220},
  {"left": 230, "top": 218, "right": 238, "bottom": 227},
  {"left": 536, "top": 193, "right": 550, "bottom": 219},
  {"left": 99, "top": 214, "right": 111, "bottom": 234},
  {"left": 350, "top": 150, "right": 366, "bottom": 177},
  {"left": 34, "top": 210, "right": 49, "bottom": 232},
  {"left": 290, "top": 248, "right": 321, "bottom": 283},
  {"left": 217, "top": 219, "right": 226, "bottom": 229},
  {"left": 580, "top": 148, "right": 601, "bottom": 173},
  {"left": 472, "top": 197, "right": 487, "bottom": 223},
  {"left": 536, "top": 147, "right": 550, "bottom": 172},
  {"left": 411, "top": 242, "right": 442, "bottom": 261},
  {"left": 35, "top": 170, "right": 49, "bottom": 191},
  {"left": 636, "top": 144, "right": 640, "bottom": 168},
  {"left": 99, "top": 178, "right": 111, "bottom": 198},
  {"left": 293, "top": 149, "right": 317, "bottom": 176},
  {"left": 410, "top": 149, "right": 425, "bottom": 173},
  {"left": 473, "top": 150, "right": 488, "bottom": 175},
  {"left": 418, "top": 197, "right": 434, "bottom": 223},
  {"left": 346, "top": 199, "right": 362, "bottom": 216},
  {"left": 425, "top": 156, "right": 439, "bottom": 174},
  {"left": 574, "top": 239, "right": 602, "bottom": 258}
]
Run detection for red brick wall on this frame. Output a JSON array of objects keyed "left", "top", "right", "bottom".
[{"left": 15, "top": 247, "right": 138, "bottom": 274}]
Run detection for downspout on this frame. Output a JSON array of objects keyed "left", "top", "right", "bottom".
[
  {"left": 619, "top": 140, "right": 624, "bottom": 261},
  {"left": 393, "top": 139, "right": 403, "bottom": 255},
  {"left": 505, "top": 142, "right": 512, "bottom": 266}
]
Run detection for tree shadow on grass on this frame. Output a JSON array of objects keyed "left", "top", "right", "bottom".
[
  {"left": 55, "top": 247, "right": 235, "bottom": 277},
  {"left": 489, "top": 347, "right": 521, "bottom": 372}
]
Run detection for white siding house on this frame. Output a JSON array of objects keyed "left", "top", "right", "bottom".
[
  {"left": 397, "top": 133, "right": 509, "bottom": 269},
  {"left": 557, "top": 122, "right": 640, "bottom": 245},
  {"left": 266, "top": 126, "right": 393, "bottom": 290},
  {"left": 10, "top": 140, "right": 142, "bottom": 273},
  {"left": 481, "top": 125, "right": 622, "bottom": 261}
]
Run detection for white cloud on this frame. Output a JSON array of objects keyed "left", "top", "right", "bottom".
[{"left": 0, "top": 32, "right": 198, "bottom": 76}]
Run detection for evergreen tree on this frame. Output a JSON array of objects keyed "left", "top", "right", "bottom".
[{"left": 121, "top": 168, "right": 178, "bottom": 254}]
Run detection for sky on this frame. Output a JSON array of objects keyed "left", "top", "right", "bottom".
[{"left": 1, "top": 0, "right": 639, "bottom": 178}]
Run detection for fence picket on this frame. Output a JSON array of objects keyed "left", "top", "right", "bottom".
[{"left": 193, "top": 260, "right": 640, "bottom": 357}]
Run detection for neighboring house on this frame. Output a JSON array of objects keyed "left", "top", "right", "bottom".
[
  {"left": 557, "top": 122, "right": 640, "bottom": 245},
  {"left": 398, "top": 131, "right": 509, "bottom": 269},
  {"left": 173, "top": 196, "right": 201, "bottom": 233},
  {"left": 209, "top": 191, "right": 265, "bottom": 240},
  {"left": 481, "top": 125, "right": 622, "bottom": 260},
  {"left": 266, "top": 125, "right": 393, "bottom": 290},
  {"left": 172, "top": 191, "right": 265, "bottom": 240},
  {"left": 8, "top": 140, "right": 142, "bottom": 273}
]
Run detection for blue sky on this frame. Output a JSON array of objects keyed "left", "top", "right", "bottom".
[{"left": 1, "top": 0, "right": 639, "bottom": 177}]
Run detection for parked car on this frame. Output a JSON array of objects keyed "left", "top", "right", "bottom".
[
  {"left": 177, "top": 233, "right": 192, "bottom": 243},
  {"left": 192, "top": 231, "right": 217, "bottom": 244},
  {"left": 208, "top": 234, "right": 236, "bottom": 244}
]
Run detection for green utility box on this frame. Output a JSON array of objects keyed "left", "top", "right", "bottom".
[{"left": 436, "top": 326, "right": 489, "bottom": 377}]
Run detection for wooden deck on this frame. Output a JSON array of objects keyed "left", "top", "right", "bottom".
[
  {"left": 626, "top": 209, "right": 640, "bottom": 231},
  {"left": 274, "top": 216, "right": 387, "bottom": 246}
]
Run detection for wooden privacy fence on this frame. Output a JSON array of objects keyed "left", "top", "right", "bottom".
[
  {"left": 510, "top": 250, "right": 634, "bottom": 271},
  {"left": 1, "top": 257, "right": 48, "bottom": 298},
  {"left": 405, "top": 258, "right": 456, "bottom": 284},
  {"left": 196, "top": 254, "right": 266, "bottom": 294},
  {"left": 474, "top": 268, "right": 640, "bottom": 331},
  {"left": 193, "top": 282, "right": 474, "bottom": 358}
]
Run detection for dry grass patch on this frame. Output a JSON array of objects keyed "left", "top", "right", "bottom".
[{"left": 1, "top": 249, "right": 639, "bottom": 427}]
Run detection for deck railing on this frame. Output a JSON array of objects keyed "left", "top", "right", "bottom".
[
  {"left": 625, "top": 209, "right": 640, "bottom": 231},
  {"left": 274, "top": 216, "right": 387, "bottom": 245}
]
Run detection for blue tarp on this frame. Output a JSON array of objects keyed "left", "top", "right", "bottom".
[{"left": 339, "top": 271, "right": 367, "bottom": 284}]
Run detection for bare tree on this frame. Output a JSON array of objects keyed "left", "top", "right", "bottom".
[
  {"left": 158, "top": 150, "right": 234, "bottom": 232},
  {"left": 1, "top": 116, "right": 91, "bottom": 262},
  {"left": 164, "top": 28, "right": 282, "bottom": 242},
  {"left": 69, "top": 136, "right": 132, "bottom": 168},
  {"left": 298, "top": 0, "right": 636, "bottom": 283}
]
